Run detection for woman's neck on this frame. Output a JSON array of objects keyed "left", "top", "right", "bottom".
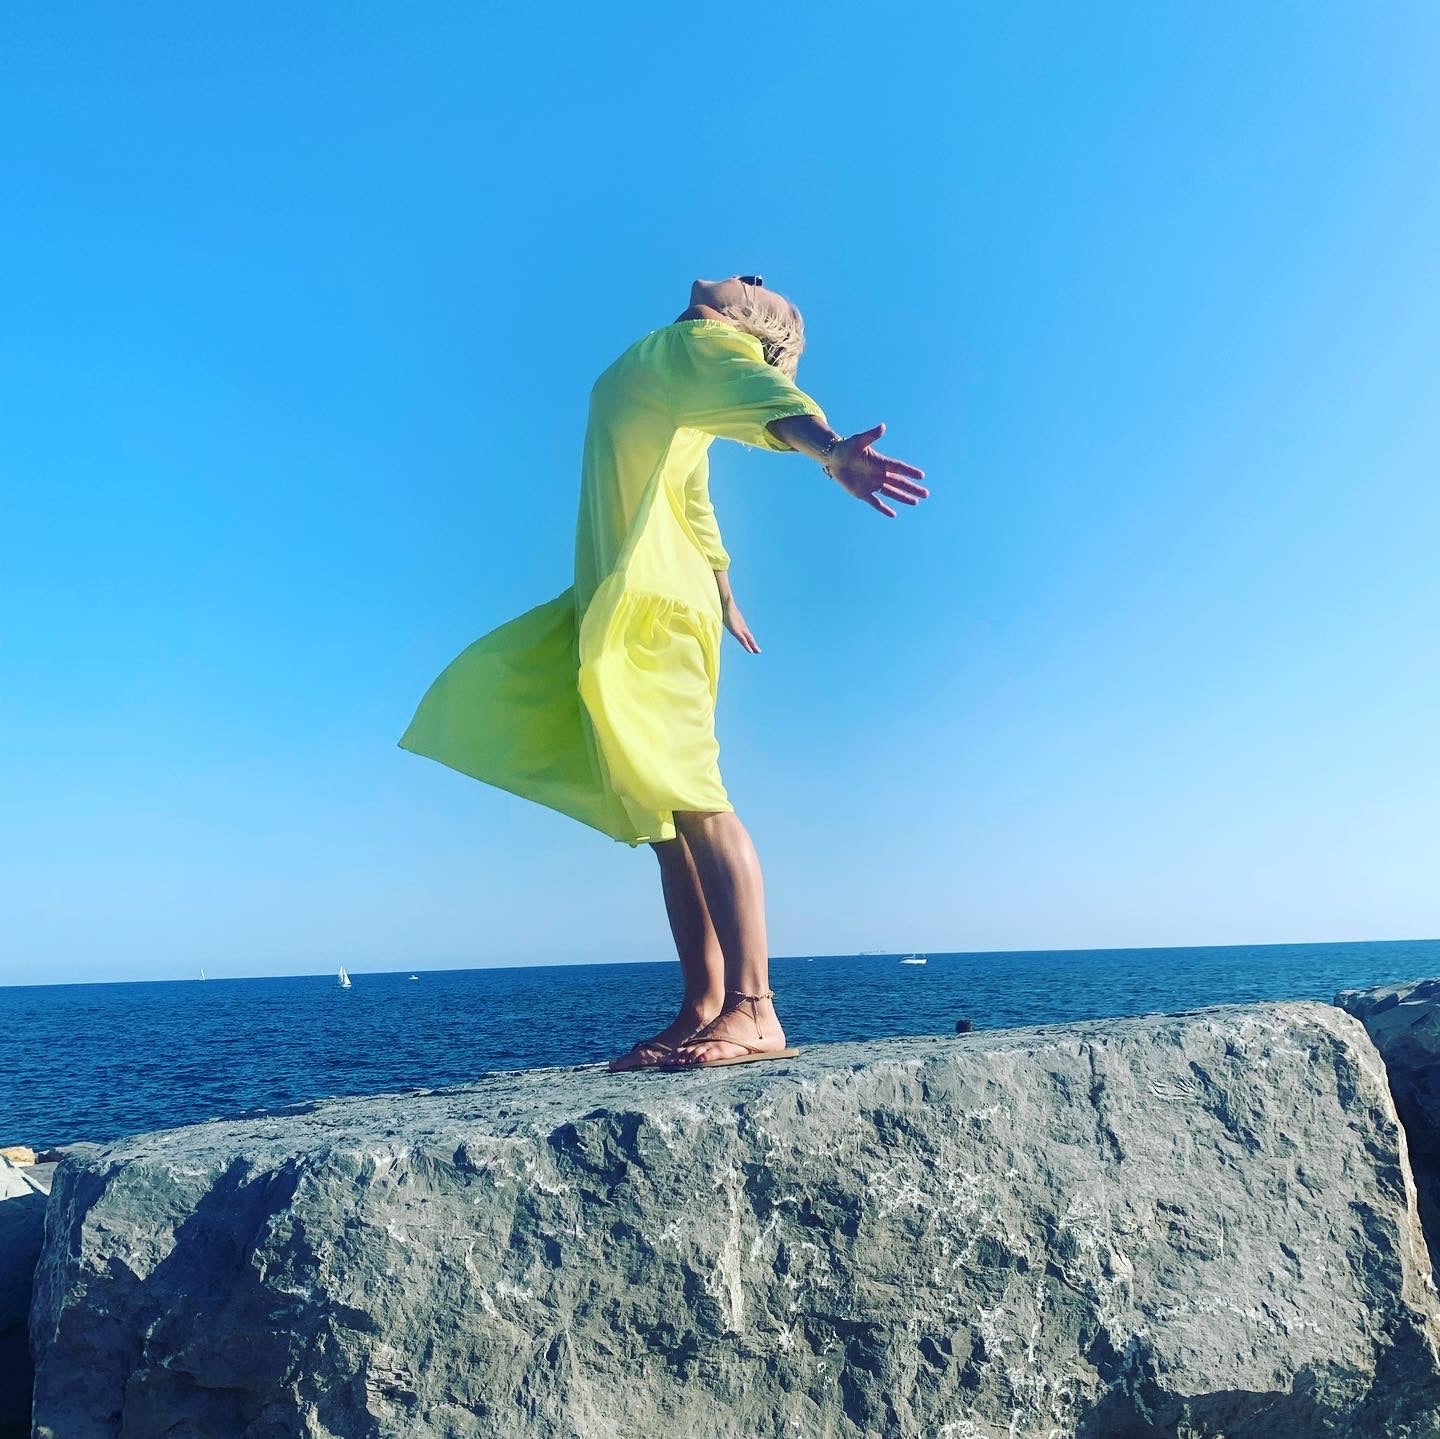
[{"left": 672, "top": 303, "right": 734, "bottom": 325}]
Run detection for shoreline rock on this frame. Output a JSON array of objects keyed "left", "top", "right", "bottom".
[
  {"left": 1337, "top": 977, "right": 1440, "bottom": 1272},
  {"left": 29, "top": 1000, "right": 1440, "bottom": 1438},
  {"left": 0, "top": 1156, "right": 49, "bottom": 1439}
]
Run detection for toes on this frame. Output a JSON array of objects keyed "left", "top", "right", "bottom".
[
  {"left": 610, "top": 1041, "right": 666, "bottom": 1071},
  {"left": 669, "top": 1042, "right": 729, "bottom": 1066}
]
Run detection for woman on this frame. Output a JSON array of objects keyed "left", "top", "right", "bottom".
[{"left": 399, "top": 275, "right": 927, "bottom": 1070}]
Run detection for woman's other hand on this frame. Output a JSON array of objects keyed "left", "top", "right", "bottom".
[
  {"left": 826, "top": 423, "right": 928, "bottom": 518},
  {"left": 721, "top": 592, "right": 761, "bottom": 654}
]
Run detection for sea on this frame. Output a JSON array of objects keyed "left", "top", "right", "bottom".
[{"left": 5, "top": 937, "right": 1438, "bottom": 1151}]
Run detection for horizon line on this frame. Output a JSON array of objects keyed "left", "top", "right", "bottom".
[{"left": 4, "top": 933, "right": 1437, "bottom": 991}]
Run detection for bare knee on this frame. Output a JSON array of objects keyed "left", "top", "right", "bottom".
[{"left": 673, "top": 809, "right": 735, "bottom": 833}]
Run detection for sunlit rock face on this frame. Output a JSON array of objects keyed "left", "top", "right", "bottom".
[{"left": 29, "top": 1003, "right": 1440, "bottom": 1438}]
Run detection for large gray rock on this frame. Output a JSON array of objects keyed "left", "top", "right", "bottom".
[
  {"left": 30, "top": 1002, "right": 1440, "bottom": 1438},
  {"left": 0, "top": 1156, "right": 48, "bottom": 1439},
  {"left": 1337, "top": 977, "right": 1440, "bottom": 1268}
]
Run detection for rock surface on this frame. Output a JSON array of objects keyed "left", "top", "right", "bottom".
[
  {"left": 37, "top": 1142, "right": 105, "bottom": 1167},
  {"left": 0, "top": 1156, "right": 48, "bottom": 1439},
  {"left": 1337, "top": 977, "right": 1440, "bottom": 1269},
  {"left": 30, "top": 1001, "right": 1440, "bottom": 1439}
]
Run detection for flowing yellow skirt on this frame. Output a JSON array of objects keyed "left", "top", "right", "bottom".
[{"left": 397, "top": 582, "right": 731, "bottom": 847}]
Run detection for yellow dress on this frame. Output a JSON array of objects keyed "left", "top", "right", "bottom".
[{"left": 397, "top": 318, "right": 827, "bottom": 846}]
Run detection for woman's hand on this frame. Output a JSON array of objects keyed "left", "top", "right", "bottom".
[
  {"left": 721, "top": 592, "right": 761, "bottom": 654},
  {"left": 826, "top": 423, "right": 928, "bottom": 518}
]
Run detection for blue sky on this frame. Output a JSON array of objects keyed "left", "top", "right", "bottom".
[{"left": 3, "top": 4, "right": 1437, "bottom": 985}]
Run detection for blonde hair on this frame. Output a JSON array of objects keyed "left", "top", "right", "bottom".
[{"left": 722, "top": 289, "right": 806, "bottom": 379}]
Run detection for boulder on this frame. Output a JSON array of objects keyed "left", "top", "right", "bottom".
[
  {"left": 0, "top": 1157, "right": 47, "bottom": 1438},
  {"left": 1336, "top": 977, "right": 1440, "bottom": 1269},
  {"left": 30, "top": 1002, "right": 1440, "bottom": 1438}
]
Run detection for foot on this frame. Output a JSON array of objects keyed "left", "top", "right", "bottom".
[
  {"left": 608, "top": 1005, "right": 721, "bottom": 1072},
  {"left": 661, "top": 990, "right": 787, "bottom": 1067}
]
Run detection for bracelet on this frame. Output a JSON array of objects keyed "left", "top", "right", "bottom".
[{"left": 818, "top": 433, "right": 845, "bottom": 473}]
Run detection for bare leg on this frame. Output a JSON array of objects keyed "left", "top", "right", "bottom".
[
  {"left": 665, "top": 809, "right": 788, "bottom": 1063},
  {"left": 607, "top": 833, "right": 725, "bottom": 1071}
]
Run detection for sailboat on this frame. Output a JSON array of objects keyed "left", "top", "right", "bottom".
[
  {"left": 899, "top": 954, "right": 927, "bottom": 965},
  {"left": 337, "top": 967, "right": 352, "bottom": 989},
  {"left": 199, "top": 968, "right": 207, "bottom": 981}
]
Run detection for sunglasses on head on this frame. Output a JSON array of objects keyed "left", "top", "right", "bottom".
[{"left": 738, "top": 274, "right": 764, "bottom": 288}]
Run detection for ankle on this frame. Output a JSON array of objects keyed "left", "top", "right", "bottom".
[
  {"left": 727, "top": 986, "right": 775, "bottom": 1008},
  {"left": 680, "top": 995, "right": 724, "bottom": 1022}
]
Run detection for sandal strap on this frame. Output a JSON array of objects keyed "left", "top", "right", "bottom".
[
  {"left": 669, "top": 1036, "right": 764, "bottom": 1058},
  {"left": 678, "top": 989, "right": 777, "bottom": 1047}
]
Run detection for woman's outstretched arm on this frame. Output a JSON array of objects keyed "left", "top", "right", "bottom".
[{"left": 767, "top": 415, "right": 929, "bottom": 519}]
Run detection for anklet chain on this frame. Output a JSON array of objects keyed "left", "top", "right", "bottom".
[
  {"left": 728, "top": 987, "right": 774, "bottom": 1035},
  {"left": 678, "top": 988, "right": 778, "bottom": 1047}
]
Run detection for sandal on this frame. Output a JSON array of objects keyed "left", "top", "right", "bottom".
[
  {"left": 608, "top": 1024, "right": 706, "bottom": 1073},
  {"left": 657, "top": 989, "right": 800, "bottom": 1069}
]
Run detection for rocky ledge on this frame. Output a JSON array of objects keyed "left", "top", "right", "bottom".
[
  {"left": 0, "top": 1155, "right": 51, "bottom": 1439},
  {"left": 27, "top": 997, "right": 1440, "bottom": 1438},
  {"left": 1337, "top": 979, "right": 1440, "bottom": 1278}
]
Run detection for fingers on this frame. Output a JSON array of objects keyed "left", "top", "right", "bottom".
[
  {"left": 873, "top": 451, "right": 926, "bottom": 480},
  {"left": 884, "top": 473, "right": 929, "bottom": 499},
  {"left": 866, "top": 492, "right": 897, "bottom": 518},
  {"left": 849, "top": 421, "right": 885, "bottom": 449},
  {"left": 728, "top": 620, "right": 761, "bottom": 653},
  {"left": 879, "top": 482, "right": 920, "bottom": 506}
]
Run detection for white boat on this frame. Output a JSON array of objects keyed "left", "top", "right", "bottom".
[
  {"left": 199, "top": 968, "right": 207, "bottom": 981},
  {"left": 899, "top": 955, "right": 927, "bottom": 965},
  {"left": 337, "top": 967, "right": 352, "bottom": 989},
  {"left": 408, "top": 974, "right": 419, "bottom": 981}
]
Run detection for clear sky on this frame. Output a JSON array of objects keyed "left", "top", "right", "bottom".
[{"left": 3, "top": 4, "right": 1437, "bottom": 986}]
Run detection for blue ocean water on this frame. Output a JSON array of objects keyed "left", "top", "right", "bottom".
[{"left": 5, "top": 938, "right": 1438, "bottom": 1150}]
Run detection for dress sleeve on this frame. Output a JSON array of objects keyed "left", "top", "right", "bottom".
[
  {"left": 682, "top": 452, "right": 730, "bottom": 572},
  {"left": 668, "top": 323, "right": 827, "bottom": 452}
]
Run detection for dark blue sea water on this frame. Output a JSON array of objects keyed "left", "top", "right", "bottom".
[{"left": 5, "top": 938, "right": 1438, "bottom": 1150}]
